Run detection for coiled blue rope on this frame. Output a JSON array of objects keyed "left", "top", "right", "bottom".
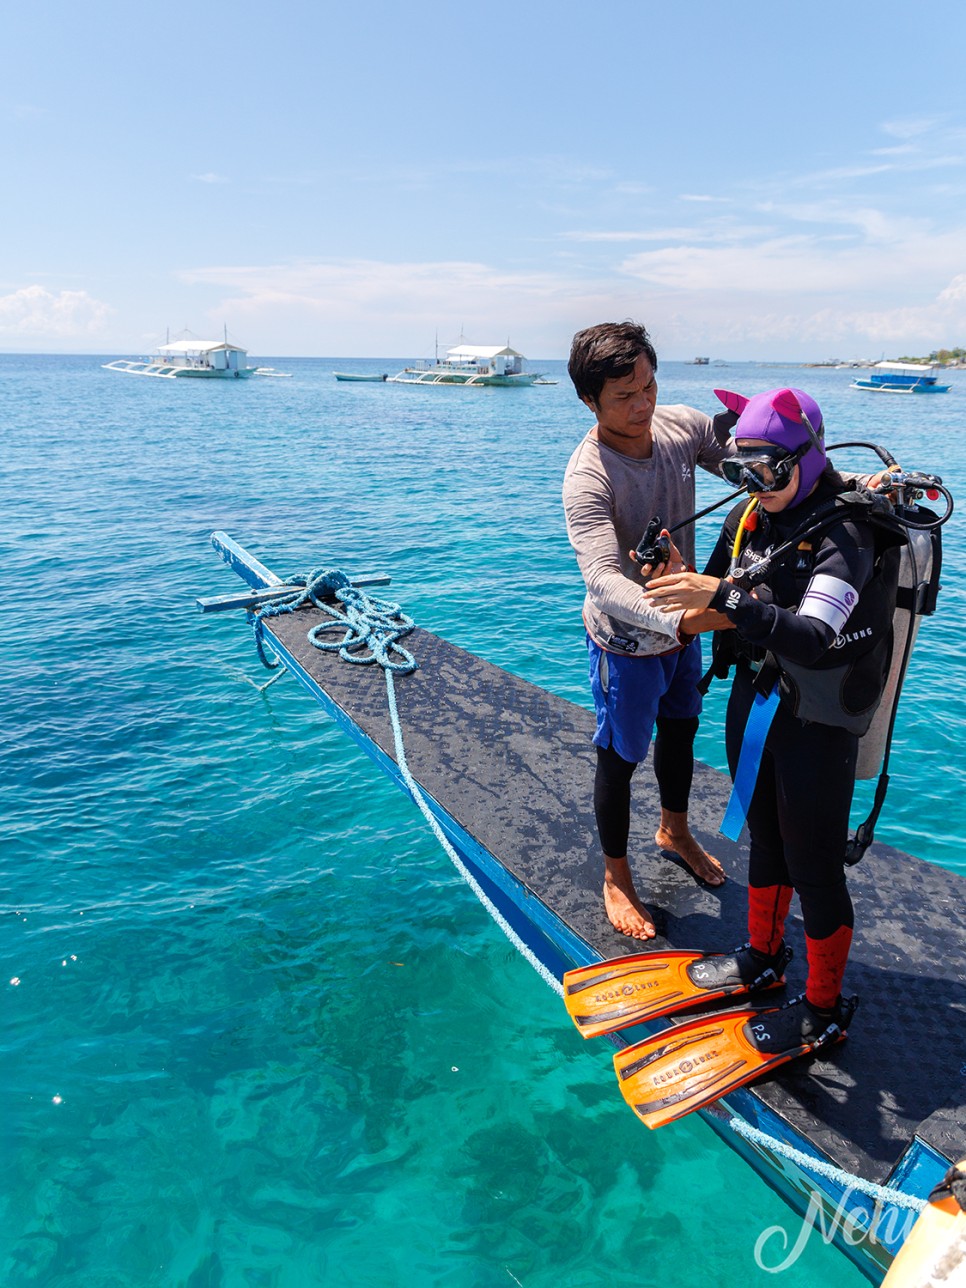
[
  {"left": 306, "top": 587, "right": 417, "bottom": 674},
  {"left": 247, "top": 569, "right": 417, "bottom": 683}
]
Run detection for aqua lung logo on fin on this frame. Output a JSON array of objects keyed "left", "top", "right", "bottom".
[
  {"left": 653, "top": 1050, "right": 720, "bottom": 1085},
  {"left": 592, "top": 979, "right": 660, "bottom": 1004},
  {"left": 831, "top": 626, "right": 874, "bottom": 649}
]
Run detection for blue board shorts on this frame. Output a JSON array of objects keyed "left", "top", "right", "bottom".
[{"left": 588, "top": 635, "right": 703, "bottom": 765}]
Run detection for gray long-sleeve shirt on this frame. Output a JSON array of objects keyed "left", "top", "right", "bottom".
[{"left": 562, "top": 404, "right": 731, "bottom": 654}]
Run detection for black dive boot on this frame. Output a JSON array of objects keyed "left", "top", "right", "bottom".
[
  {"left": 686, "top": 940, "right": 793, "bottom": 995},
  {"left": 750, "top": 992, "right": 859, "bottom": 1056}
]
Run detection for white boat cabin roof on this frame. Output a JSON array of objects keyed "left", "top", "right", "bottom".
[
  {"left": 875, "top": 360, "right": 937, "bottom": 373},
  {"left": 446, "top": 344, "right": 524, "bottom": 360},
  {"left": 158, "top": 340, "right": 248, "bottom": 356}
]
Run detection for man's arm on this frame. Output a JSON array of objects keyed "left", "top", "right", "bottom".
[{"left": 563, "top": 471, "right": 684, "bottom": 642}]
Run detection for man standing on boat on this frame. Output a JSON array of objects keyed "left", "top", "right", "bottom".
[{"left": 563, "top": 321, "right": 732, "bottom": 939}]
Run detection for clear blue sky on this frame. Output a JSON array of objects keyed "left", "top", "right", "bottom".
[{"left": 4, "top": 0, "right": 966, "bottom": 360}]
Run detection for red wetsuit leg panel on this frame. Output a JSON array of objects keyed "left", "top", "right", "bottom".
[
  {"left": 748, "top": 883, "right": 793, "bottom": 957},
  {"left": 805, "top": 925, "right": 854, "bottom": 1011}
]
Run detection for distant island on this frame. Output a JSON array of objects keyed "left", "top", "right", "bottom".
[
  {"left": 897, "top": 347, "right": 966, "bottom": 366},
  {"left": 806, "top": 347, "right": 965, "bottom": 369}
]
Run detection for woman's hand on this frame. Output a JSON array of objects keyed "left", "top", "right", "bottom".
[{"left": 643, "top": 571, "right": 722, "bottom": 613}]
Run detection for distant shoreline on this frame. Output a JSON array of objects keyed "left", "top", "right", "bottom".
[{"left": 1, "top": 351, "right": 964, "bottom": 369}]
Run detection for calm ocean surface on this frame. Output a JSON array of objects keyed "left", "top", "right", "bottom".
[{"left": 3, "top": 353, "right": 963, "bottom": 1287}]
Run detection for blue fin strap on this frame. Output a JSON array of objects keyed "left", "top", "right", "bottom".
[{"left": 720, "top": 684, "right": 781, "bottom": 841}]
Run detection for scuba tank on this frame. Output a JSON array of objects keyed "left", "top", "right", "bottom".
[
  {"left": 837, "top": 458, "right": 947, "bottom": 862},
  {"left": 856, "top": 516, "right": 941, "bottom": 780}
]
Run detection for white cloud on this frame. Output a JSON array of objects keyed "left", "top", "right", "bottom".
[
  {"left": 628, "top": 271, "right": 966, "bottom": 357},
  {"left": 755, "top": 201, "right": 928, "bottom": 243},
  {"left": 791, "top": 162, "right": 897, "bottom": 186},
  {"left": 193, "top": 172, "right": 229, "bottom": 184},
  {"left": 186, "top": 260, "right": 567, "bottom": 325},
  {"left": 758, "top": 138, "right": 965, "bottom": 197},
  {"left": 620, "top": 237, "right": 848, "bottom": 292},
  {"left": 938, "top": 273, "right": 966, "bottom": 303},
  {"left": 169, "top": 233, "right": 966, "bottom": 360},
  {"left": 0, "top": 285, "right": 111, "bottom": 336},
  {"left": 619, "top": 221, "right": 966, "bottom": 297},
  {"left": 174, "top": 258, "right": 641, "bottom": 356},
  {"left": 562, "top": 222, "right": 779, "bottom": 246},
  {"left": 881, "top": 115, "right": 944, "bottom": 141},
  {"left": 561, "top": 227, "right": 707, "bottom": 244}
]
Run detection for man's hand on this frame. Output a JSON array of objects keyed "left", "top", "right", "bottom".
[
  {"left": 712, "top": 406, "right": 739, "bottom": 447},
  {"left": 679, "top": 606, "right": 735, "bottom": 636},
  {"left": 630, "top": 532, "right": 686, "bottom": 581},
  {"left": 867, "top": 465, "right": 902, "bottom": 502}
]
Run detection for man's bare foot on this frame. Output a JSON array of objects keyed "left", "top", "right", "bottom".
[
  {"left": 656, "top": 810, "right": 725, "bottom": 887},
  {"left": 603, "top": 856, "right": 656, "bottom": 939}
]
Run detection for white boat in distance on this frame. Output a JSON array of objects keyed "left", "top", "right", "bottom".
[
  {"left": 851, "top": 361, "right": 951, "bottom": 395},
  {"left": 389, "top": 343, "right": 544, "bottom": 387},
  {"left": 103, "top": 336, "right": 287, "bottom": 380}
]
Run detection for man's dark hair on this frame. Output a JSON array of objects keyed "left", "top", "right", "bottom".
[{"left": 568, "top": 321, "right": 658, "bottom": 406}]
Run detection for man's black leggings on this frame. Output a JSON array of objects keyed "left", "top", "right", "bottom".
[{"left": 593, "top": 716, "right": 699, "bottom": 858}]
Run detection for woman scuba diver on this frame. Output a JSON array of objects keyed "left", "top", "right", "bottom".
[{"left": 640, "top": 385, "right": 905, "bottom": 1049}]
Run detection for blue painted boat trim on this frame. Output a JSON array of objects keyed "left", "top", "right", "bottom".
[
  {"left": 211, "top": 530, "right": 283, "bottom": 589},
  {"left": 695, "top": 1094, "right": 937, "bottom": 1281}
]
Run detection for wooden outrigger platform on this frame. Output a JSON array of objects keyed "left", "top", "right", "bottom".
[{"left": 203, "top": 533, "right": 966, "bottom": 1283}]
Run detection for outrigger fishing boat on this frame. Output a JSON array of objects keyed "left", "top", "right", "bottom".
[
  {"left": 851, "top": 361, "right": 951, "bottom": 395},
  {"left": 200, "top": 452, "right": 960, "bottom": 1284},
  {"left": 104, "top": 338, "right": 258, "bottom": 379},
  {"left": 103, "top": 330, "right": 290, "bottom": 380},
  {"left": 388, "top": 343, "right": 544, "bottom": 387}
]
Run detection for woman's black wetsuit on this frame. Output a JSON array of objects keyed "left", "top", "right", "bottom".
[{"left": 704, "top": 473, "right": 900, "bottom": 1009}]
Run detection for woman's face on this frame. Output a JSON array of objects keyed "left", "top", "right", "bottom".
[{"left": 736, "top": 439, "right": 800, "bottom": 512}]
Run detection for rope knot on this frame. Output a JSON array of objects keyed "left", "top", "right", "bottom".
[{"left": 248, "top": 567, "right": 353, "bottom": 673}]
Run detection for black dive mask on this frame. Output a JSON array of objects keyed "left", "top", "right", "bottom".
[{"left": 720, "top": 442, "right": 809, "bottom": 493}]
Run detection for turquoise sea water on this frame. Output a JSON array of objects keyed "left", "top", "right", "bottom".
[{"left": 3, "top": 354, "right": 963, "bottom": 1287}]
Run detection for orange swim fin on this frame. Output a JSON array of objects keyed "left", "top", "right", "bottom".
[
  {"left": 613, "top": 993, "right": 857, "bottom": 1130},
  {"left": 562, "top": 943, "right": 792, "bottom": 1039}
]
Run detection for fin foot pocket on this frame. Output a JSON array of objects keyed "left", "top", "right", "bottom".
[
  {"left": 686, "top": 941, "right": 792, "bottom": 993},
  {"left": 563, "top": 942, "right": 792, "bottom": 1040},
  {"left": 749, "top": 992, "right": 858, "bottom": 1056}
]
